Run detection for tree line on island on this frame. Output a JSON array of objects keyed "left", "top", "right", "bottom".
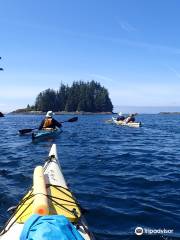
[{"left": 26, "top": 81, "right": 113, "bottom": 113}]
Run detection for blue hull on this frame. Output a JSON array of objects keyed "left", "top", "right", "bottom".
[{"left": 32, "top": 128, "right": 62, "bottom": 141}]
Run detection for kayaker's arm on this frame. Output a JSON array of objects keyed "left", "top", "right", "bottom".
[
  {"left": 125, "top": 116, "right": 135, "bottom": 123},
  {"left": 52, "top": 119, "right": 62, "bottom": 128},
  {"left": 38, "top": 120, "right": 45, "bottom": 130}
]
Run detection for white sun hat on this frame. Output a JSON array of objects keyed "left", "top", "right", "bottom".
[{"left": 46, "top": 111, "right": 55, "bottom": 118}]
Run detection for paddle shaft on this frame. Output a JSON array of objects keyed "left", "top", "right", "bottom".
[{"left": 19, "top": 116, "right": 78, "bottom": 134}]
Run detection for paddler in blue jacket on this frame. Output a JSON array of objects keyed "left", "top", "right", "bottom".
[
  {"left": 116, "top": 112, "right": 125, "bottom": 121},
  {"left": 39, "top": 111, "right": 62, "bottom": 130},
  {"left": 124, "top": 114, "right": 135, "bottom": 123}
]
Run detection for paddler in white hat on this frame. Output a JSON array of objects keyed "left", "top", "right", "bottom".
[{"left": 39, "top": 111, "right": 62, "bottom": 130}]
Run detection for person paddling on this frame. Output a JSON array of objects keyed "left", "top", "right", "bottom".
[
  {"left": 124, "top": 114, "right": 135, "bottom": 123},
  {"left": 39, "top": 111, "right": 62, "bottom": 130},
  {"left": 116, "top": 112, "right": 125, "bottom": 121}
]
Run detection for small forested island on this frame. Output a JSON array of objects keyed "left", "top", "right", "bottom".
[{"left": 13, "top": 81, "right": 113, "bottom": 114}]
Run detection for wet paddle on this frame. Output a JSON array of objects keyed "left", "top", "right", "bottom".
[
  {"left": 64, "top": 116, "right": 78, "bottom": 123},
  {"left": 105, "top": 119, "right": 113, "bottom": 123},
  {"left": 19, "top": 128, "right": 38, "bottom": 135},
  {"left": 19, "top": 116, "right": 78, "bottom": 135}
]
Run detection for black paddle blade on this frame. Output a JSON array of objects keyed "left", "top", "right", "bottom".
[
  {"left": 19, "top": 128, "right": 34, "bottom": 135},
  {"left": 67, "top": 117, "right": 78, "bottom": 122}
]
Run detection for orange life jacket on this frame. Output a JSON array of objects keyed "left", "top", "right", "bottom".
[{"left": 43, "top": 118, "right": 53, "bottom": 128}]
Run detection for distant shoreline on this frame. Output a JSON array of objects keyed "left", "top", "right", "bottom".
[
  {"left": 159, "top": 112, "right": 180, "bottom": 114},
  {"left": 7, "top": 111, "right": 180, "bottom": 115},
  {"left": 9, "top": 111, "right": 114, "bottom": 115}
]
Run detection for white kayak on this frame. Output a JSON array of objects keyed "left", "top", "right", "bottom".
[
  {"left": 0, "top": 144, "right": 94, "bottom": 240},
  {"left": 112, "top": 117, "right": 141, "bottom": 128}
]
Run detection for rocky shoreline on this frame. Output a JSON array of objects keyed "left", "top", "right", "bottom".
[{"left": 9, "top": 110, "right": 114, "bottom": 115}]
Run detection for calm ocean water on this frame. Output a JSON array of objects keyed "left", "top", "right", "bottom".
[{"left": 0, "top": 114, "right": 180, "bottom": 240}]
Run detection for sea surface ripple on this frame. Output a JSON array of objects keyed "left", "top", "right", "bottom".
[{"left": 0, "top": 114, "right": 180, "bottom": 240}]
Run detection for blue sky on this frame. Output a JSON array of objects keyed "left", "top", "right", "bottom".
[{"left": 1, "top": 0, "right": 180, "bottom": 112}]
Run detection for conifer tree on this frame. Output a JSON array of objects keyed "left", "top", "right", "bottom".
[{"left": 32, "top": 81, "right": 113, "bottom": 112}]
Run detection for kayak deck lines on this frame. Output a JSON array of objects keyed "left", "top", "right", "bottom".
[
  {"left": 0, "top": 144, "right": 94, "bottom": 240},
  {"left": 0, "top": 184, "right": 81, "bottom": 226}
]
